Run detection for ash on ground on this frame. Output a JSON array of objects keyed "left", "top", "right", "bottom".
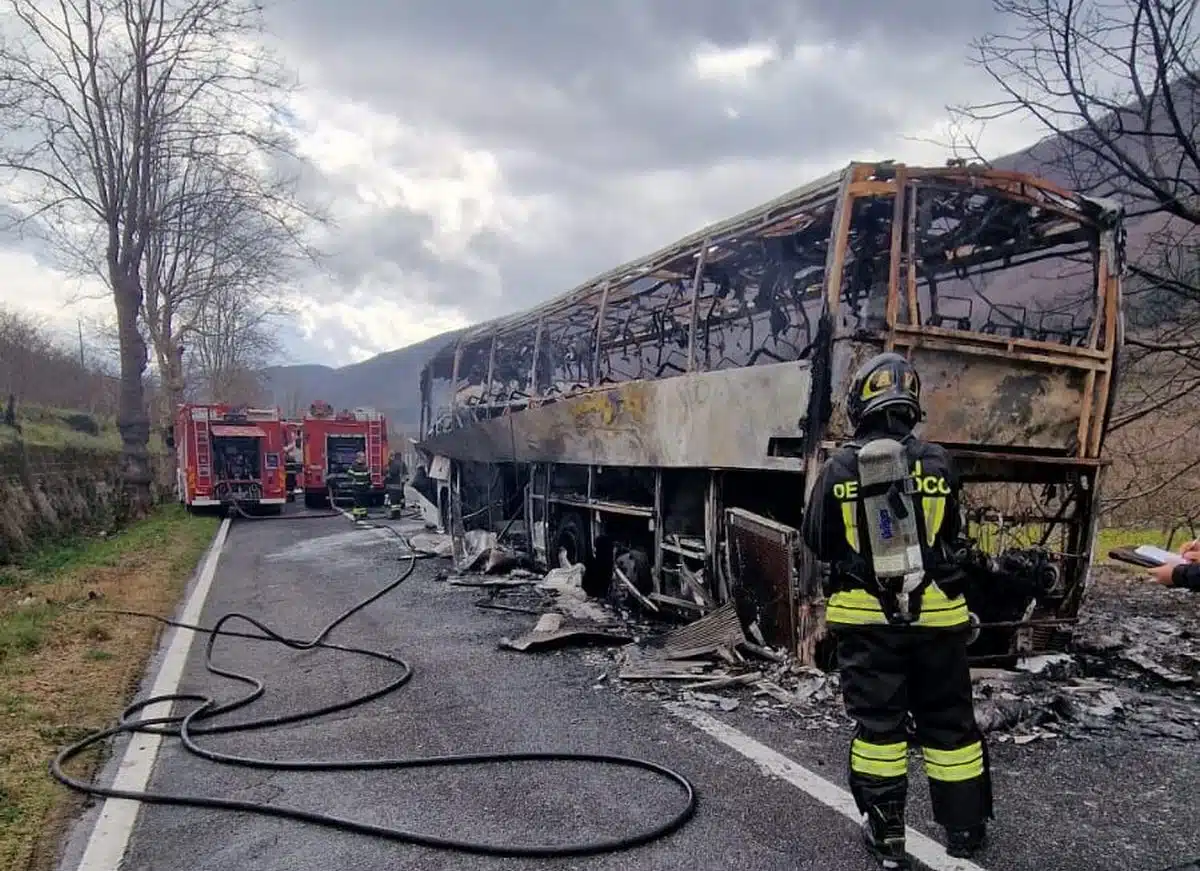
[
  {"left": 460, "top": 553, "right": 1200, "bottom": 746},
  {"left": 585, "top": 567, "right": 1200, "bottom": 745}
]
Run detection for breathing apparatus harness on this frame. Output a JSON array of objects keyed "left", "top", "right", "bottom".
[{"left": 831, "top": 351, "right": 968, "bottom": 626}]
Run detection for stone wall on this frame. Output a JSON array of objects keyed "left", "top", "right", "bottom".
[{"left": 0, "top": 445, "right": 173, "bottom": 562}]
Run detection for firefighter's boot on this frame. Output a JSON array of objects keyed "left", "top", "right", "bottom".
[
  {"left": 945, "top": 824, "right": 987, "bottom": 859},
  {"left": 351, "top": 506, "right": 368, "bottom": 522},
  {"left": 385, "top": 492, "right": 403, "bottom": 519},
  {"left": 862, "top": 804, "right": 910, "bottom": 870}
]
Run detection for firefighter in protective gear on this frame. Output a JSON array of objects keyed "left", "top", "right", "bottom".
[
  {"left": 384, "top": 452, "right": 407, "bottom": 519},
  {"left": 801, "top": 352, "right": 992, "bottom": 869},
  {"left": 348, "top": 451, "right": 371, "bottom": 521}
]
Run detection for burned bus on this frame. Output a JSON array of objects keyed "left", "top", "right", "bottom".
[{"left": 416, "top": 161, "right": 1125, "bottom": 664}]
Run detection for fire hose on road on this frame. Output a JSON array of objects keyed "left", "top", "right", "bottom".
[{"left": 49, "top": 497, "right": 699, "bottom": 858}]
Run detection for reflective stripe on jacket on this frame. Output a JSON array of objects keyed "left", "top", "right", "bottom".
[{"left": 826, "top": 582, "right": 969, "bottom": 628}]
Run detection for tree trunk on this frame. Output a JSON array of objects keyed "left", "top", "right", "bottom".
[
  {"left": 160, "top": 339, "right": 185, "bottom": 498},
  {"left": 113, "top": 270, "right": 153, "bottom": 515}
]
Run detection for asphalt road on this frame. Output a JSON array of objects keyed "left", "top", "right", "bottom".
[{"left": 56, "top": 509, "right": 1200, "bottom": 871}]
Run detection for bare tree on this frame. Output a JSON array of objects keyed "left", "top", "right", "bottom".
[
  {"left": 950, "top": 2, "right": 1200, "bottom": 398},
  {"left": 0, "top": 0, "right": 312, "bottom": 512},
  {"left": 951, "top": 0, "right": 1200, "bottom": 525},
  {"left": 141, "top": 100, "right": 319, "bottom": 429},
  {"left": 954, "top": 2, "right": 1200, "bottom": 217},
  {"left": 184, "top": 282, "right": 281, "bottom": 404},
  {"left": 285, "top": 387, "right": 304, "bottom": 419},
  {"left": 142, "top": 151, "right": 317, "bottom": 480}
]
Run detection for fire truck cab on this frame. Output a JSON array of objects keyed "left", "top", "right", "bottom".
[
  {"left": 175, "top": 404, "right": 288, "bottom": 512},
  {"left": 300, "top": 401, "right": 388, "bottom": 509}
]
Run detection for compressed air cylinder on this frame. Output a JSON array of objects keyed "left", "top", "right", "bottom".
[{"left": 857, "top": 438, "right": 925, "bottom": 588}]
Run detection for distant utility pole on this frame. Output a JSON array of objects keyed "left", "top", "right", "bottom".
[{"left": 77, "top": 319, "right": 85, "bottom": 368}]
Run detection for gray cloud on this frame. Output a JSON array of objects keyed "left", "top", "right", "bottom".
[
  {"left": 1, "top": 1, "right": 1015, "bottom": 366},
  {"left": 273, "top": 3, "right": 1011, "bottom": 344}
]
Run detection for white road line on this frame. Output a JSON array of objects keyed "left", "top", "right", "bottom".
[
  {"left": 74, "top": 516, "right": 232, "bottom": 871},
  {"left": 666, "top": 705, "right": 989, "bottom": 871}
]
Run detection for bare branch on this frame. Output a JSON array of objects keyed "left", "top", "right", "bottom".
[
  {"left": 953, "top": 0, "right": 1200, "bottom": 526},
  {"left": 0, "top": 0, "right": 326, "bottom": 508}
]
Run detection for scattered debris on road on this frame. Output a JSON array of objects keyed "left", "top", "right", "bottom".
[
  {"left": 617, "top": 602, "right": 746, "bottom": 679},
  {"left": 534, "top": 562, "right": 612, "bottom": 623},
  {"left": 440, "top": 551, "right": 1200, "bottom": 746},
  {"left": 499, "top": 612, "right": 632, "bottom": 652},
  {"left": 408, "top": 532, "right": 454, "bottom": 559}
]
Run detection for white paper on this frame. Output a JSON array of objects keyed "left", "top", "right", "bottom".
[{"left": 1134, "top": 545, "right": 1184, "bottom": 566}]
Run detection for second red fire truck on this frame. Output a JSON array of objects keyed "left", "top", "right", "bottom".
[{"left": 299, "top": 401, "right": 389, "bottom": 508}]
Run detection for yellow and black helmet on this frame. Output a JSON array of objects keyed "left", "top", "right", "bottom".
[{"left": 846, "top": 352, "right": 921, "bottom": 430}]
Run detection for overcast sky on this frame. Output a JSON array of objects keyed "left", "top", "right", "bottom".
[{"left": 0, "top": 0, "right": 1045, "bottom": 368}]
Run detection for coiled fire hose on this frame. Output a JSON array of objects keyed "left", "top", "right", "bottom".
[{"left": 50, "top": 489, "right": 698, "bottom": 857}]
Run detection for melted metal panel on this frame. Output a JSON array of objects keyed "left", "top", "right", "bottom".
[
  {"left": 420, "top": 361, "right": 812, "bottom": 470},
  {"left": 910, "top": 349, "right": 1091, "bottom": 450},
  {"left": 825, "top": 342, "right": 1092, "bottom": 451}
]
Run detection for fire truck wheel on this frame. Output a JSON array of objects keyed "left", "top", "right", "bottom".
[
  {"left": 304, "top": 492, "right": 325, "bottom": 510},
  {"left": 552, "top": 511, "right": 591, "bottom": 568}
]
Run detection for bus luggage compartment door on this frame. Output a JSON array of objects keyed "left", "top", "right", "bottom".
[{"left": 725, "top": 507, "right": 800, "bottom": 656}]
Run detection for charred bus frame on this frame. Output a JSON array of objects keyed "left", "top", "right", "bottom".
[{"left": 417, "top": 161, "right": 1125, "bottom": 663}]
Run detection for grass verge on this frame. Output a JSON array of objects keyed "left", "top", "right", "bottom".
[
  {"left": 0, "top": 504, "right": 220, "bottom": 871},
  {"left": 970, "top": 522, "right": 1190, "bottom": 565},
  {"left": 0, "top": 404, "right": 167, "bottom": 453}
]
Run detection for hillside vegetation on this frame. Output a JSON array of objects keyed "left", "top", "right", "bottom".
[{"left": 0, "top": 308, "right": 169, "bottom": 455}]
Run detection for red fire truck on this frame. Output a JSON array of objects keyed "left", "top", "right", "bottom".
[
  {"left": 175, "top": 404, "right": 288, "bottom": 512},
  {"left": 300, "top": 401, "right": 388, "bottom": 509}
]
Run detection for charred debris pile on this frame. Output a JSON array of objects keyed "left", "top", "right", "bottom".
[{"left": 429, "top": 531, "right": 1200, "bottom": 745}]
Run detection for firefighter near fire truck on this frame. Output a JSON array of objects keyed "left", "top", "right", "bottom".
[
  {"left": 801, "top": 352, "right": 992, "bottom": 869},
  {"left": 384, "top": 451, "right": 407, "bottom": 519}
]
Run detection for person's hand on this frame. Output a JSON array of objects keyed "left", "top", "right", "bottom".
[
  {"left": 1149, "top": 562, "right": 1178, "bottom": 585},
  {"left": 1180, "top": 539, "right": 1200, "bottom": 562}
]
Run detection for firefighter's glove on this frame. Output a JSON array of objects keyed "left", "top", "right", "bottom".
[{"left": 933, "top": 567, "right": 968, "bottom": 600}]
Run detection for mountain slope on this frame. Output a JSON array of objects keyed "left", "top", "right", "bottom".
[{"left": 261, "top": 329, "right": 463, "bottom": 430}]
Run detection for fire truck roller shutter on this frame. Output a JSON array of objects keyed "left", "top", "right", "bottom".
[{"left": 210, "top": 425, "right": 268, "bottom": 437}]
